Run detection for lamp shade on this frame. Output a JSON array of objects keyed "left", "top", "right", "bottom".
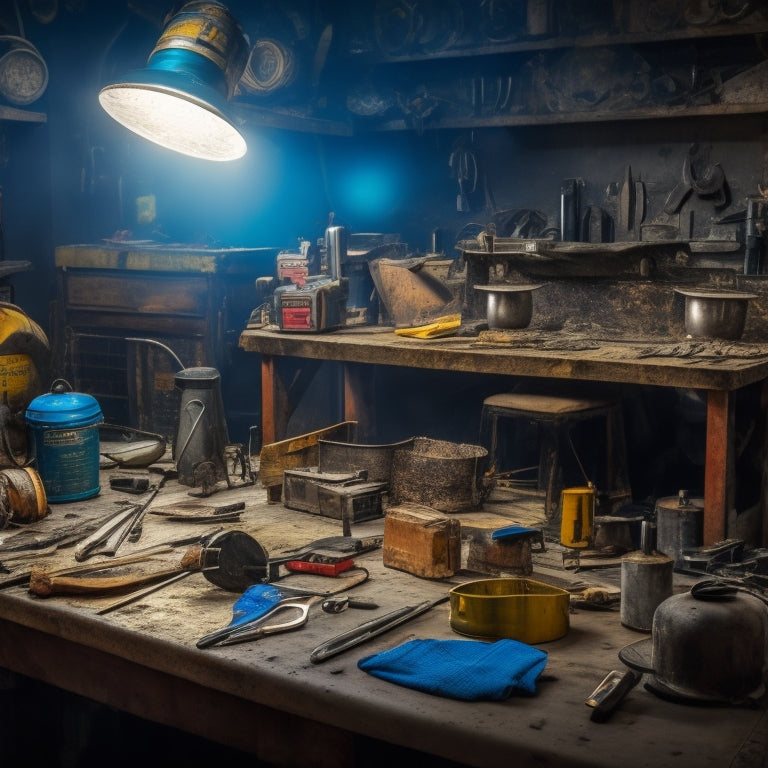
[{"left": 99, "top": 2, "right": 248, "bottom": 161}]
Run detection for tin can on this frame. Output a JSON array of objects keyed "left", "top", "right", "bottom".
[
  {"left": 655, "top": 490, "right": 703, "bottom": 568},
  {"left": 560, "top": 485, "right": 595, "bottom": 548},
  {"left": 25, "top": 380, "right": 103, "bottom": 503}
]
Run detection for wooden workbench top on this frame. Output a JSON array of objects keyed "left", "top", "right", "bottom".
[
  {"left": 0, "top": 469, "right": 765, "bottom": 767},
  {"left": 239, "top": 325, "right": 768, "bottom": 392}
]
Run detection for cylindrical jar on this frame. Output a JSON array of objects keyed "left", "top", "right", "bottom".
[{"left": 25, "top": 381, "right": 102, "bottom": 503}]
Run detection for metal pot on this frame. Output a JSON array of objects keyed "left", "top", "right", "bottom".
[
  {"left": 474, "top": 284, "right": 542, "bottom": 329},
  {"left": 620, "top": 582, "right": 768, "bottom": 705},
  {"left": 674, "top": 288, "right": 757, "bottom": 340}
]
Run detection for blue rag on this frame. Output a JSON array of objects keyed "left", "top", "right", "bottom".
[{"left": 357, "top": 638, "right": 547, "bottom": 701}]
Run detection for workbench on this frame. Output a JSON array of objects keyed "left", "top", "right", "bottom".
[
  {"left": 0, "top": 470, "right": 765, "bottom": 768},
  {"left": 239, "top": 325, "right": 768, "bottom": 546}
]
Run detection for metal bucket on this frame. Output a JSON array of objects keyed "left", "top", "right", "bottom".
[
  {"left": 318, "top": 437, "right": 414, "bottom": 483},
  {"left": 25, "top": 380, "right": 103, "bottom": 503},
  {"left": 390, "top": 437, "right": 489, "bottom": 513}
]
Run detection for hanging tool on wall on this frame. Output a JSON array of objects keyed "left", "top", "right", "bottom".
[
  {"left": 664, "top": 143, "right": 727, "bottom": 214},
  {"left": 449, "top": 133, "right": 479, "bottom": 212}
]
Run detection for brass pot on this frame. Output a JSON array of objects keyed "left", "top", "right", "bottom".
[{"left": 449, "top": 577, "right": 570, "bottom": 643}]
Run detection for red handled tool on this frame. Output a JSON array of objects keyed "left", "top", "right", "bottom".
[{"left": 284, "top": 558, "right": 355, "bottom": 576}]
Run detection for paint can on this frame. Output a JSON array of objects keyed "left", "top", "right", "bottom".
[{"left": 25, "top": 379, "right": 103, "bottom": 503}]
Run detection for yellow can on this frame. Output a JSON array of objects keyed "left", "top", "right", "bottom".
[{"left": 560, "top": 485, "right": 595, "bottom": 548}]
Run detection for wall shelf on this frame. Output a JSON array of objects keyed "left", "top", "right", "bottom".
[
  {"left": 0, "top": 104, "right": 46, "bottom": 123},
  {"left": 233, "top": 2, "right": 768, "bottom": 136}
]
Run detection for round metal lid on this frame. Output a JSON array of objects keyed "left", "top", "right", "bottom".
[
  {"left": 674, "top": 288, "right": 757, "bottom": 300},
  {"left": 474, "top": 284, "right": 542, "bottom": 292}
]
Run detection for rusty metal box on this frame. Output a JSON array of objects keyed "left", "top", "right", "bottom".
[
  {"left": 383, "top": 502, "right": 461, "bottom": 579},
  {"left": 316, "top": 480, "right": 387, "bottom": 522},
  {"left": 283, "top": 466, "right": 386, "bottom": 523}
]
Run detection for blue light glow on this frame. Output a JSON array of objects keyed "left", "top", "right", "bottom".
[{"left": 336, "top": 159, "right": 401, "bottom": 219}]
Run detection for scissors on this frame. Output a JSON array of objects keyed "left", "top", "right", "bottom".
[{"left": 197, "top": 596, "right": 315, "bottom": 649}]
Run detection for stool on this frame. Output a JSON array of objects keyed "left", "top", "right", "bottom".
[{"left": 479, "top": 391, "right": 632, "bottom": 523}]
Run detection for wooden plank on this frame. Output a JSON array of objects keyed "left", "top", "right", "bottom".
[{"left": 258, "top": 420, "right": 357, "bottom": 501}]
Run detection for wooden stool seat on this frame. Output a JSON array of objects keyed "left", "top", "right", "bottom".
[
  {"left": 480, "top": 390, "right": 632, "bottom": 523},
  {"left": 482, "top": 393, "right": 616, "bottom": 416}
]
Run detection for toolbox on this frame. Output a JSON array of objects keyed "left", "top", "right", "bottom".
[
  {"left": 283, "top": 467, "right": 386, "bottom": 523},
  {"left": 316, "top": 481, "right": 387, "bottom": 522},
  {"left": 383, "top": 502, "right": 461, "bottom": 579}
]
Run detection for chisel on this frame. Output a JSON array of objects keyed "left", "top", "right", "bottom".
[{"left": 309, "top": 595, "right": 449, "bottom": 664}]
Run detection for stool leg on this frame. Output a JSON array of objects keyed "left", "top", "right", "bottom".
[
  {"left": 540, "top": 423, "right": 561, "bottom": 523},
  {"left": 478, "top": 407, "right": 498, "bottom": 476},
  {"left": 604, "top": 407, "right": 632, "bottom": 511}
]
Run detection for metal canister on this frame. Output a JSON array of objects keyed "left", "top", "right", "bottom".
[
  {"left": 25, "top": 380, "right": 103, "bottom": 503},
  {"left": 620, "top": 521, "right": 673, "bottom": 632},
  {"left": 560, "top": 485, "right": 595, "bottom": 548},
  {"left": 655, "top": 490, "right": 704, "bottom": 568},
  {"left": 173, "top": 367, "right": 230, "bottom": 490}
]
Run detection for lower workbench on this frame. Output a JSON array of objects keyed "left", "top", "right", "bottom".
[{"left": 0, "top": 470, "right": 765, "bottom": 768}]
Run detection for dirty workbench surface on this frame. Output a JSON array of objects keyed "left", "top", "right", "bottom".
[
  {"left": 0, "top": 468, "right": 765, "bottom": 768},
  {"left": 239, "top": 326, "right": 768, "bottom": 392}
]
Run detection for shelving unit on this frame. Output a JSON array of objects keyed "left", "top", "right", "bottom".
[{"left": 230, "top": 1, "right": 768, "bottom": 134}]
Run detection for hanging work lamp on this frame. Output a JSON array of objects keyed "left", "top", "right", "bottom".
[{"left": 98, "top": 1, "right": 248, "bottom": 161}]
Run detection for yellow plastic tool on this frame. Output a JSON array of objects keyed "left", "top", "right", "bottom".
[{"left": 394, "top": 313, "right": 461, "bottom": 339}]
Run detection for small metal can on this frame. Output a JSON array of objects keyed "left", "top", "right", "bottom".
[{"left": 560, "top": 486, "right": 595, "bottom": 548}]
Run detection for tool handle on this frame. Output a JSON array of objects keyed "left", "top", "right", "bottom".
[
  {"left": 309, "top": 595, "right": 448, "bottom": 664},
  {"left": 284, "top": 558, "right": 355, "bottom": 576},
  {"left": 29, "top": 566, "right": 183, "bottom": 597},
  {"left": 587, "top": 669, "right": 641, "bottom": 723}
]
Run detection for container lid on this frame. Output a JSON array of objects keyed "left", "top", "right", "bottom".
[
  {"left": 174, "top": 366, "right": 220, "bottom": 386},
  {"left": 26, "top": 390, "right": 102, "bottom": 427},
  {"left": 674, "top": 288, "right": 757, "bottom": 301},
  {"left": 474, "top": 284, "right": 542, "bottom": 293}
]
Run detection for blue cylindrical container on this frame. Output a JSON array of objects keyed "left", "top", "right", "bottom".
[{"left": 25, "top": 382, "right": 103, "bottom": 503}]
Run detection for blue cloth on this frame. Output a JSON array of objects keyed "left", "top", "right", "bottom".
[{"left": 357, "top": 638, "right": 547, "bottom": 701}]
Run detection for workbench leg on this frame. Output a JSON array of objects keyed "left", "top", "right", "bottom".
[
  {"left": 704, "top": 390, "right": 733, "bottom": 544},
  {"left": 260, "top": 354, "right": 276, "bottom": 445},
  {"left": 343, "top": 362, "right": 375, "bottom": 441}
]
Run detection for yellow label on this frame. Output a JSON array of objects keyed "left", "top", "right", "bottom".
[
  {"left": 163, "top": 19, "right": 206, "bottom": 38},
  {"left": 0, "top": 353, "right": 32, "bottom": 398}
]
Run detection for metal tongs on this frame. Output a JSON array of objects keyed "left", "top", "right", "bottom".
[{"left": 196, "top": 597, "right": 314, "bottom": 649}]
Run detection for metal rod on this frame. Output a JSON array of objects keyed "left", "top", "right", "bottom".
[{"left": 96, "top": 570, "right": 195, "bottom": 615}]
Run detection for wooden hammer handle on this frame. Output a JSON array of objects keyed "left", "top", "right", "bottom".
[{"left": 29, "top": 566, "right": 183, "bottom": 597}]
